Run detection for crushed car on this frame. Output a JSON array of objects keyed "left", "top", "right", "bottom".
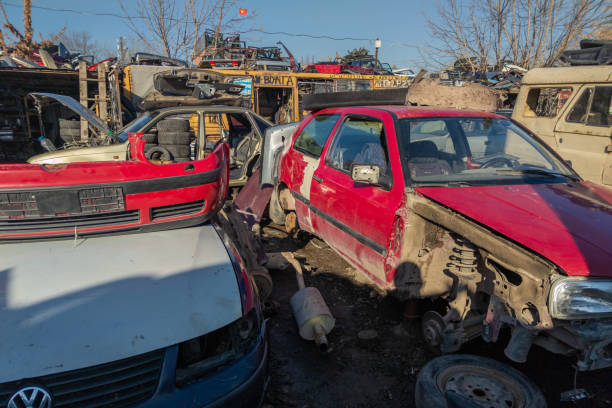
[
  {"left": 0, "top": 222, "right": 268, "bottom": 407},
  {"left": 25, "top": 91, "right": 271, "bottom": 189},
  {"left": 261, "top": 89, "right": 612, "bottom": 373}
]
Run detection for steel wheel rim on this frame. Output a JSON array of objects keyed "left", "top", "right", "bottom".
[{"left": 435, "top": 364, "right": 526, "bottom": 408}]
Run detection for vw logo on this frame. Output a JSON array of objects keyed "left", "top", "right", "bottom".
[{"left": 7, "top": 386, "right": 52, "bottom": 408}]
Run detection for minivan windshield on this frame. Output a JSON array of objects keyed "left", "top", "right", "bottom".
[{"left": 398, "top": 117, "right": 577, "bottom": 186}]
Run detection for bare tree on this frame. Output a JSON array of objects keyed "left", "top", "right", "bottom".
[
  {"left": 59, "top": 31, "right": 99, "bottom": 58},
  {"left": 118, "top": 0, "right": 254, "bottom": 64},
  {"left": 423, "top": 0, "right": 610, "bottom": 71},
  {"left": 0, "top": 0, "right": 65, "bottom": 58}
]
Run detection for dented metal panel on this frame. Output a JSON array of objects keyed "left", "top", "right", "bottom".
[{"left": 0, "top": 225, "right": 242, "bottom": 382}]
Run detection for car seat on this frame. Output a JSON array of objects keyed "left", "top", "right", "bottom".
[{"left": 407, "top": 140, "right": 452, "bottom": 178}]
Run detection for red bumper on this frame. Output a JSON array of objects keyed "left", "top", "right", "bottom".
[{"left": 0, "top": 139, "right": 229, "bottom": 242}]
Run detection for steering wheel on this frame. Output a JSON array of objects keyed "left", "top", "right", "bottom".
[{"left": 480, "top": 155, "right": 517, "bottom": 169}]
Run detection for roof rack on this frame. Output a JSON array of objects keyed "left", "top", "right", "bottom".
[{"left": 302, "top": 88, "right": 409, "bottom": 111}]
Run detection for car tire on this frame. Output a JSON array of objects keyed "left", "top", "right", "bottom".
[
  {"left": 158, "top": 131, "right": 191, "bottom": 145},
  {"left": 142, "top": 133, "right": 157, "bottom": 144},
  {"left": 157, "top": 119, "right": 189, "bottom": 132},
  {"left": 59, "top": 120, "right": 80, "bottom": 129},
  {"left": 145, "top": 146, "right": 172, "bottom": 162},
  {"left": 161, "top": 144, "right": 190, "bottom": 159},
  {"left": 144, "top": 143, "right": 157, "bottom": 153},
  {"left": 415, "top": 354, "right": 546, "bottom": 408}
]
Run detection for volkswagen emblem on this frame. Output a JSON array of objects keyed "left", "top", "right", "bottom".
[{"left": 7, "top": 386, "right": 52, "bottom": 408}]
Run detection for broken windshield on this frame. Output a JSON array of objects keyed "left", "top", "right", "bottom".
[{"left": 398, "top": 117, "right": 577, "bottom": 186}]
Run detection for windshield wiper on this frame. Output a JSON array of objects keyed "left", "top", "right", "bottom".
[
  {"left": 413, "top": 181, "right": 475, "bottom": 187},
  {"left": 496, "top": 169, "right": 580, "bottom": 181}
]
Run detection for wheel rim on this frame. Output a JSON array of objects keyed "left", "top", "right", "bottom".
[{"left": 435, "top": 364, "right": 526, "bottom": 408}]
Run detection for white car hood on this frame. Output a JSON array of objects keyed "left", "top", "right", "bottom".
[{"left": 0, "top": 225, "right": 243, "bottom": 382}]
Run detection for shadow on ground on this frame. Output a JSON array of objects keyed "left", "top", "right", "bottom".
[{"left": 260, "top": 223, "right": 612, "bottom": 408}]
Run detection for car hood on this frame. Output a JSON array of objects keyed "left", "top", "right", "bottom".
[
  {"left": 0, "top": 225, "right": 243, "bottom": 382},
  {"left": 30, "top": 92, "right": 111, "bottom": 135},
  {"left": 415, "top": 182, "right": 612, "bottom": 278}
]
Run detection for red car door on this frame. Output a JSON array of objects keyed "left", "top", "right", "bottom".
[
  {"left": 309, "top": 109, "right": 404, "bottom": 287},
  {"left": 279, "top": 112, "right": 343, "bottom": 233}
]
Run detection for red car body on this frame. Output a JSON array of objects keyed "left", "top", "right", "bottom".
[
  {"left": 270, "top": 104, "right": 612, "bottom": 370},
  {"left": 0, "top": 134, "right": 229, "bottom": 241}
]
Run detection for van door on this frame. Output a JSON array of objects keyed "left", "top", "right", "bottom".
[{"left": 554, "top": 85, "right": 612, "bottom": 185}]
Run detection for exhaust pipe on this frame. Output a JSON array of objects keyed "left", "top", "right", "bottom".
[{"left": 283, "top": 252, "right": 335, "bottom": 352}]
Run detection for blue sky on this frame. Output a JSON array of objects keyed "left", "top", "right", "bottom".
[{"left": 2, "top": 0, "right": 436, "bottom": 69}]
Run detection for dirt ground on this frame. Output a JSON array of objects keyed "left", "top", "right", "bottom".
[{"left": 259, "top": 223, "right": 612, "bottom": 408}]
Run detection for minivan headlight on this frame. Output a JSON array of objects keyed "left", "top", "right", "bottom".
[{"left": 549, "top": 277, "right": 612, "bottom": 319}]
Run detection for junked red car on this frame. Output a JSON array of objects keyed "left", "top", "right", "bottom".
[
  {"left": 0, "top": 133, "right": 228, "bottom": 242},
  {"left": 262, "top": 92, "right": 612, "bottom": 373}
]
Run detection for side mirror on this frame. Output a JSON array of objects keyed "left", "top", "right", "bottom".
[{"left": 351, "top": 164, "right": 381, "bottom": 185}]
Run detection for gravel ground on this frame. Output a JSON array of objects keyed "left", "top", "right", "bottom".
[{"left": 258, "top": 223, "right": 612, "bottom": 408}]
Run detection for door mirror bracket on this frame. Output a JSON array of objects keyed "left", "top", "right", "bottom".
[{"left": 351, "top": 164, "right": 381, "bottom": 185}]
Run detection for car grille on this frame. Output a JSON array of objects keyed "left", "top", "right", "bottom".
[
  {"left": 150, "top": 200, "right": 205, "bottom": 221},
  {"left": 0, "top": 349, "right": 164, "bottom": 408},
  {"left": 0, "top": 210, "right": 140, "bottom": 234},
  {"left": 0, "top": 187, "right": 125, "bottom": 220}
]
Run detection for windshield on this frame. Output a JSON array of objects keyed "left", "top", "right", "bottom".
[
  {"left": 398, "top": 117, "right": 576, "bottom": 186},
  {"left": 116, "top": 114, "right": 153, "bottom": 142}
]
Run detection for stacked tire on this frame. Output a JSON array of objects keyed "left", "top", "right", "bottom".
[
  {"left": 59, "top": 120, "right": 81, "bottom": 144},
  {"left": 151, "top": 119, "right": 192, "bottom": 162}
]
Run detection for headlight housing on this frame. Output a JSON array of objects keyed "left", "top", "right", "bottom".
[
  {"left": 175, "top": 309, "right": 261, "bottom": 387},
  {"left": 549, "top": 277, "right": 612, "bottom": 319}
]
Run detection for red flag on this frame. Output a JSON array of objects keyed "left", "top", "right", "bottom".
[{"left": 239, "top": 8, "right": 247, "bottom": 15}]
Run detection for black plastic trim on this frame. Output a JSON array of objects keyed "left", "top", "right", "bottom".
[{"left": 291, "top": 190, "right": 387, "bottom": 256}]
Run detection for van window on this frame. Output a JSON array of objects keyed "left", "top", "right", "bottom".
[
  {"left": 567, "top": 88, "right": 593, "bottom": 123},
  {"left": 524, "top": 88, "right": 572, "bottom": 117},
  {"left": 293, "top": 113, "right": 341, "bottom": 157},
  {"left": 587, "top": 86, "right": 612, "bottom": 126}
]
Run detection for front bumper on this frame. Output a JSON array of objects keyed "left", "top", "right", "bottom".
[{"left": 140, "top": 320, "right": 269, "bottom": 408}]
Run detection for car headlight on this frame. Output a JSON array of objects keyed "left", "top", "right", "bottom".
[
  {"left": 175, "top": 309, "right": 261, "bottom": 387},
  {"left": 549, "top": 277, "right": 612, "bottom": 319}
]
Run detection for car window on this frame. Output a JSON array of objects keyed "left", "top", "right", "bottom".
[
  {"left": 252, "top": 114, "right": 271, "bottom": 135},
  {"left": 293, "top": 113, "right": 341, "bottom": 157},
  {"left": 524, "top": 87, "right": 573, "bottom": 117},
  {"left": 398, "top": 117, "right": 574, "bottom": 186},
  {"left": 326, "top": 116, "right": 391, "bottom": 182},
  {"left": 408, "top": 120, "right": 456, "bottom": 154},
  {"left": 586, "top": 86, "right": 612, "bottom": 126},
  {"left": 567, "top": 88, "right": 593, "bottom": 123}
]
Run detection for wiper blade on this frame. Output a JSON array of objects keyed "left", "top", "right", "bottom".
[
  {"left": 414, "top": 181, "right": 475, "bottom": 187},
  {"left": 496, "top": 169, "right": 580, "bottom": 181}
]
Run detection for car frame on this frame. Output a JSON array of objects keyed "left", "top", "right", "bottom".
[
  {"left": 262, "top": 96, "right": 612, "bottom": 371},
  {"left": 27, "top": 93, "right": 272, "bottom": 188}
]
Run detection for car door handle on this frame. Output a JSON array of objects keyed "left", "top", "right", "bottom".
[
  {"left": 184, "top": 163, "right": 195, "bottom": 171},
  {"left": 313, "top": 174, "right": 323, "bottom": 183}
]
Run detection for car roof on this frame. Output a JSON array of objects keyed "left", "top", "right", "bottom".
[{"left": 321, "top": 105, "right": 504, "bottom": 119}]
